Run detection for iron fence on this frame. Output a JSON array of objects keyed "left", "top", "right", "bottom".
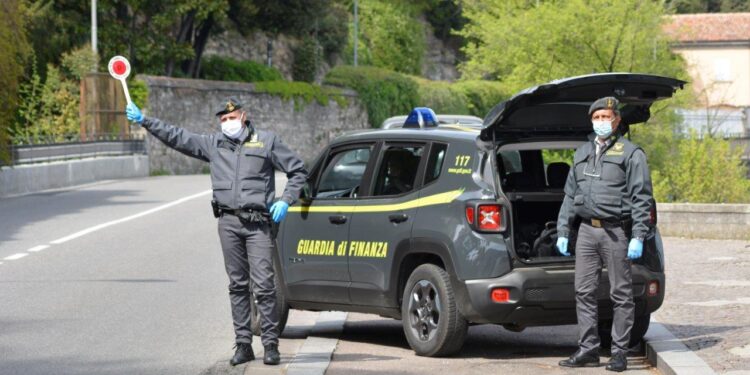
[{"left": 3, "top": 133, "right": 147, "bottom": 166}]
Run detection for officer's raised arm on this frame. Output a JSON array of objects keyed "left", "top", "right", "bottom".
[
  {"left": 126, "top": 102, "right": 212, "bottom": 162},
  {"left": 269, "top": 135, "right": 308, "bottom": 205},
  {"left": 626, "top": 148, "right": 653, "bottom": 240}
]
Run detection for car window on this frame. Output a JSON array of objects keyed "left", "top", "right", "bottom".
[
  {"left": 498, "top": 150, "right": 522, "bottom": 175},
  {"left": 373, "top": 145, "right": 424, "bottom": 196},
  {"left": 424, "top": 143, "right": 447, "bottom": 185},
  {"left": 315, "top": 147, "right": 371, "bottom": 198}
]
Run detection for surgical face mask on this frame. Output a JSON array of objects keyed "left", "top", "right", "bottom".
[
  {"left": 592, "top": 120, "right": 613, "bottom": 138},
  {"left": 221, "top": 118, "right": 244, "bottom": 138}
]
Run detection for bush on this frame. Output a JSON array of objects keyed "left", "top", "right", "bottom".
[
  {"left": 325, "top": 66, "right": 508, "bottom": 127},
  {"left": 653, "top": 133, "right": 750, "bottom": 203},
  {"left": 199, "top": 55, "right": 283, "bottom": 82},
  {"left": 253, "top": 81, "right": 347, "bottom": 111},
  {"left": 292, "top": 37, "right": 321, "bottom": 83},
  {"left": 129, "top": 78, "right": 149, "bottom": 110},
  {"left": 325, "top": 66, "right": 419, "bottom": 127},
  {"left": 414, "top": 78, "right": 508, "bottom": 118}
]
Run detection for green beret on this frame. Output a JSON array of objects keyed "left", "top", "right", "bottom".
[
  {"left": 215, "top": 97, "right": 243, "bottom": 117},
  {"left": 588, "top": 96, "right": 620, "bottom": 115}
]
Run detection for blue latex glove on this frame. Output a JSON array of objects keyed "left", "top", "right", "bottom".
[
  {"left": 556, "top": 236, "right": 570, "bottom": 256},
  {"left": 126, "top": 102, "right": 144, "bottom": 123},
  {"left": 627, "top": 238, "right": 644, "bottom": 260},
  {"left": 269, "top": 201, "right": 289, "bottom": 223}
]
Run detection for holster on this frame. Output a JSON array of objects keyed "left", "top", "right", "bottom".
[{"left": 211, "top": 200, "right": 220, "bottom": 218}]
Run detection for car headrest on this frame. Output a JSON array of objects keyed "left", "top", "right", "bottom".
[{"left": 547, "top": 162, "right": 570, "bottom": 189}]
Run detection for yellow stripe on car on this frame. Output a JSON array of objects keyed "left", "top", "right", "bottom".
[{"left": 288, "top": 189, "right": 464, "bottom": 213}]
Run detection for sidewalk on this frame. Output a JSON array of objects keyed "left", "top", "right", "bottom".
[{"left": 653, "top": 237, "right": 750, "bottom": 373}]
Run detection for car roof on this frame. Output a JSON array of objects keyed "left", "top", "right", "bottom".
[
  {"left": 330, "top": 126, "right": 480, "bottom": 146},
  {"left": 382, "top": 114, "right": 484, "bottom": 129}
]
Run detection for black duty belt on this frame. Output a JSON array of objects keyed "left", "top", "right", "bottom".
[
  {"left": 220, "top": 207, "right": 270, "bottom": 223},
  {"left": 583, "top": 217, "right": 631, "bottom": 229}
]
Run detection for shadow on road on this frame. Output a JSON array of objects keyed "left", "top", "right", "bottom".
[
  {"left": 334, "top": 318, "right": 593, "bottom": 360},
  {"left": 660, "top": 323, "right": 742, "bottom": 352},
  {"left": 0, "top": 187, "right": 158, "bottom": 245}
]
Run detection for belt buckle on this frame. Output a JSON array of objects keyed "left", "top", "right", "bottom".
[{"left": 591, "top": 218, "right": 602, "bottom": 228}]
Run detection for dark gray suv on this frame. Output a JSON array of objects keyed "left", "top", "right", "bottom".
[{"left": 258, "top": 73, "right": 683, "bottom": 357}]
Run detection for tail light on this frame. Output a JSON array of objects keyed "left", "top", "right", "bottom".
[
  {"left": 478, "top": 204, "right": 502, "bottom": 231},
  {"left": 491, "top": 288, "right": 511, "bottom": 303},
  {"left": 648, "top": 281, "right": 659, "bottom": 297},
  {"left": 465, "top": 206, "right": 475, "bottom": 225},
  {"left": 466, "top": 202, "right": 505, "bottom": 232}
]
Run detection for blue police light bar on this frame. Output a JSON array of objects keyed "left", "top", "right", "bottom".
[{"left": 403, "top": 107, "right": 438, "bottom": 128}]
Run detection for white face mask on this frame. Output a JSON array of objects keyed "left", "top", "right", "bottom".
[
  {"left": 593, "top": 120, "right": 613, "bottom": 138},
  {"left": 221, "top": 118, "right": 244, "bottom": 138}
]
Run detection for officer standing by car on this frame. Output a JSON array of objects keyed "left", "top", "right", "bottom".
[
  {"left": 556, "top": 97, "right": 654, "bottom": 372},
  {"left": 125, "top": 98, "right": 307, "bottom": 366}
]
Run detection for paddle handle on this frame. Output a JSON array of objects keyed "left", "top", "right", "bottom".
[{"left": 119, "top": 78, "right": 133, "bottom": 106}]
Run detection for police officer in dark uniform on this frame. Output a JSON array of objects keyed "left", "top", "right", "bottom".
[
  {"left": 556, "top": 97, "right": 653, "bottom": 372},
  {"left": 125, "top": 98, "right": 307, "bottom": 366}
]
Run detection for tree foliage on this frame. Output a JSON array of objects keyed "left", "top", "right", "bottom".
[
  {"left": 459, "top": 0, "right": 688, "bottom": 91},
  {"left": 0, "top": 0, "right": 31, "bottom": 161},
  {"left": 344, "top": 0, "right": 426, "bottom": 75},
  {"left": 653, "top": 133, "right": 750, "bottom": 203}
]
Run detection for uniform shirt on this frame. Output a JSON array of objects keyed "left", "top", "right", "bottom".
[
  {"left": 141, "top": 117, "right": 308, "bottom": 210},
  {"left": 557, "top": 133, "right": 654, "bottom": 240}
]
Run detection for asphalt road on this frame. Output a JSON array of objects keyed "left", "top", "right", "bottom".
[{"left": 0, "top": 175, "right": 235, "bottom": 375}]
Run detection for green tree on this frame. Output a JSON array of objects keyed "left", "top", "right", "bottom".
[
  {"left": 0, "top": 0, "right": 31, "bottom": 161},
  {"left": 344, "top": 0, "right": 426, "bottom": 75},
  {"left": 459, "top": 0, "right": 687, "bottom": 91},
  {"left": 666, "top": 0, "right": 750, "bottom": 13}
]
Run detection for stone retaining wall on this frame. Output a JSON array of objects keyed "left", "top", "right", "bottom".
[
  {"left": 657, "top": 203, "right": 750, "bottom": 240},
  {"left": 141, "top": 76, "right": 369, "bottom": 174}
]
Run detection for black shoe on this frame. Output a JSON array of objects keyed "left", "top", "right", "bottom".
[
  {"left": 559, "top": 349, "right": 600, "bottom": 368},
  {"left": 263, "top": 344, "right": 281, "bottom": 365},
  {"left": 606, "top": 352, "right": 627, "bottom": 372},
  {"left": 229, "top": 343, "right": 254, "bottom": 366}
]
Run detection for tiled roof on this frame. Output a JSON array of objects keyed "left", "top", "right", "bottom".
[{"left": 664, "top": 13, "right": 750, "bottom": 43}]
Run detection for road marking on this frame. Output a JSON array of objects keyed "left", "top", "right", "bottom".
[
  {"left": 684, "top": 280, "right": 750, "bottom": 287},
  {"left": 4, "top": 253, "right": 29, "bottom": 260},
  {"left": 685, "top": 297, "right": 750, "bottom": 307},
  {"left": 708, "top": 256, "right": 736, "bottom": 261},
  {"left": 50, "top": 190, "right": 211, "bottom": 245},
  {"left": 286, "top": 311, "right": 347, "bottom": 375},
  {"left": 27, "top": 245, "right": 50, "bottom": 252}
]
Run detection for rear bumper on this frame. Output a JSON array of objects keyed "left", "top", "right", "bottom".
[{"left": 458, "top": 265, "right": 665, "bottom": 327}]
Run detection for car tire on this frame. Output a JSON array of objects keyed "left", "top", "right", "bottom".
[
  {"left": 250, "top": 268, "right": 290, "bottom": 337},
  {"left": 401, "top": 264, "right": 468, "bottom": 357},
  {"left": 598, "top": 313, "right": 650, "bottom": 350}
]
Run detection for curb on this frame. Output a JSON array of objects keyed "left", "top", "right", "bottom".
[
  {"left": 286, "top": 311, "right": 348, "bottom": 375},
  {"left": 644, "top": 321, "right": 717, "bottom": 375}
]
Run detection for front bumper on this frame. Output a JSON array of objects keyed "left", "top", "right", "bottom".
[{"left": 457, "top": 265, "right": 665, "bottom": 327}]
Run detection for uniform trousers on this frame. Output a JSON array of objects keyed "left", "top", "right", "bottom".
[
  {"left": 574, "top": 222, "right": 634, "bottom": 355},
  {"left": 217, "top": 214, "right": 279, "bottom": 346}
]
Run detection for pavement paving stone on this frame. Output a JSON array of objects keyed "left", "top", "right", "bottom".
[
  {"left": 327, "top": 313, "right": 656, "bottom": 375},
  {"left": 655, "top": 237, "right": 750, "bottom": 374}
]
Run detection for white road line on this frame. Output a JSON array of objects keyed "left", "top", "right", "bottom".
[
  {"left": 708, "top": 256, "right": 736, "bottom": 261},
  {"left": 685, "top": 297, "right": 750, "bottom": 307},
  {"left": 50, "top": 190, "right": 211, "bottom": 245},
  {"left": 27, "top": 245, "right": 50, "bottom": 252},
  {"left": 4, "top": 253, "right": 29, "bottom": 261},
  {"left": 685, "top": 280, "right": 750, "bottom": 287}
]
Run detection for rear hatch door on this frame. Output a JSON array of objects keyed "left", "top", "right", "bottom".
[{"left": 480, "top": 73, "right": 686, "bottom": 140}]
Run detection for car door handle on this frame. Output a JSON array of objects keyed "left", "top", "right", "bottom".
[
  {"left": 389, "top": 214, "right": 409, "bottom": 223},
  {"left": 329, "top": 215, "right": 347, "bottom": 225}
]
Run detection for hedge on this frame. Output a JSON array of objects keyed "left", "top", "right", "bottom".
[
  {"left": 324, "top": 66, "right": 419, "bottom": 128},
  {"left": 325, "top": 66, "right": 508, "bottom": 127},
  {"left": 199, "top": 55, "right": 283, "bottom": 82},
  {"left": 254, "top": 81, "right": 347, "bottom": 111}
]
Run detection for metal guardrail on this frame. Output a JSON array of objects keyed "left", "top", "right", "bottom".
[{"left": 3, "top": 134, "right": 146, "bottom": 166}]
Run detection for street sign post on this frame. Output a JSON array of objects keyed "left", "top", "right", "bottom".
[{"left": 107, "top": 56, "right": 133, "bottom": 105}]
